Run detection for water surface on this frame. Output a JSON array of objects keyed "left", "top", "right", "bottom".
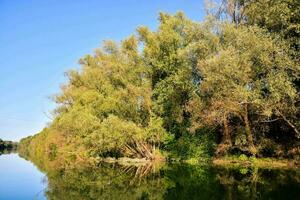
[
  {"left": 0, "top": 153, "right": 46, "bottom": 200},
  {"left": 1, "top": 153, "right": 300, "bottom": 200}
]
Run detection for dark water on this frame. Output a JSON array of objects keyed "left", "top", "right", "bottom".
[{"left": 1, "top": 153, "right": 300, "bottom": 200}]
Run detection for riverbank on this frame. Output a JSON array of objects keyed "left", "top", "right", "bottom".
[
  {"left": 212, "top": 156, "right": 300, "bottom": 169},
  {"left": 96, "top": 156, "right": 166, "bottom": 167},
  {"left": 95, "top": 155, "right": 300, "bottom": 170}
]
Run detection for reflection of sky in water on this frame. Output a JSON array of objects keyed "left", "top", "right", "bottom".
[{"left": 0, "top": 153, "right": 46, "bottom": 200}]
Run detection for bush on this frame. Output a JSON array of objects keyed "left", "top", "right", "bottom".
[{"left": 166, "top": 127, "right": 216, "bottom": 161}]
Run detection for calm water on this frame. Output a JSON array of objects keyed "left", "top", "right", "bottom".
[
  {"left": 0, "top": 153, "right": 46, "bottom": 200},
  {"left": 1, "top": 153, "right": 300, "bottom": 200}
]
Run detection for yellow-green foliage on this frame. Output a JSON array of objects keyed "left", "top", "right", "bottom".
[
  {"left": 244, "top": 0, "right": 300, "bottom": 58},
  {"left": 138, "top": 13, "right": 217, "bottom": 137},
  {"left": 188, "top": 22, "right": 299, "bottom": 154},
  {"left": 20, "top": 35, "right": 171, "bottom": 162}
]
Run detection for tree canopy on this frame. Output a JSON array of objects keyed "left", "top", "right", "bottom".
[{"left": 19, "top": 1, "right": 300, "bottom": 163}]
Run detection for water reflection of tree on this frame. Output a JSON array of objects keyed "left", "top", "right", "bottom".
[
  {"left": 0, "top": 148, "right": 17, "bottom": 155},
  {"left": 29, "top": 162, "right": 300, "bottom": 200},
  {"left": 216, "top": 167, "right": 300, "bottom": 200},
  {"left": 45, "top": 163, "right": 168, "bottom": 200},
  {"left": 163, "top": 165, "right": 225, "bottom": 200},
  {"left": 18, "top": 149, "right": 300, "bottom": 200},
  {"left": 43, "top": 163, "right": 226, "bottom": 200}
]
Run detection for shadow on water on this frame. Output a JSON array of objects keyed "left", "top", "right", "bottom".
[{"left": 24, "top": 160, "right": 300, "bottom": 200}]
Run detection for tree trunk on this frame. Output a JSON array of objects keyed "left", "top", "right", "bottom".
[
  {"left": 278, "top": 111, "right": 300, "bottom": 138},
  {"left": 243, "top": 105, "right": 256, "bottom": 155},
  {"left": 223, "top": 113, "right": 232, "bottom": 146}
]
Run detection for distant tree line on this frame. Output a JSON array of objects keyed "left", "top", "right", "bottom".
[{"left": 0, "top": 139, "right": 18, "bottom": 153}]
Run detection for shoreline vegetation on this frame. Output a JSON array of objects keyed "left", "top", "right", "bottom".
[
  {"left": 212, "top": 157, "right": 300, "bottom": 169},
  {"left": 18, "top": 0, "right": 300, "bottom": 170},
  {"left": 0, "top": 139, "right": 18, "bottom": 154},
  {"left": 93, "top": 156, "right": 300, "bottom": 169}
]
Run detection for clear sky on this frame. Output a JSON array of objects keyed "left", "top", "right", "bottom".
[{"left": 0, "top": 0, "right": 206, "bottom": 141}]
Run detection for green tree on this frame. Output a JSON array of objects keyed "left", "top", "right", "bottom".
[
  {"left": 138, "top": 12, "right": 216, "bottom": 138},
  {"left": 189, "top": 22, "right": 299, "bottom": 154}
]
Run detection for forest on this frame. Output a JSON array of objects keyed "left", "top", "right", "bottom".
[{"left": 19, "top": 0, "right": 300, "bottom": 167}]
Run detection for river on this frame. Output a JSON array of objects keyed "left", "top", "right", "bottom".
[
  {"left": 1, "top": 153, "right": 300, "bottom": 200},
  {"left": 0, "top": 153, "right": 46, "bottom": 200}
]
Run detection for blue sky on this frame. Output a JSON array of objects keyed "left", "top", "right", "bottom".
[{"left": 0, "top": 0, "right": 205, "bottom": 141}]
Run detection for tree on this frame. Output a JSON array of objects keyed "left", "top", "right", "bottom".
[
  {"left": 244, "top": 0, "right": 300, "bottom": 59},
  {"left": 138, "top": 12, "right": 216, "bottom": 138},
  {"left": 24, "top": 36, "right": 170, "bottom": 161},
  {"left": 189, "top": 22, "right": 299, "bottom": 154}
]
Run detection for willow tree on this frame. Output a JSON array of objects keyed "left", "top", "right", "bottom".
[
  {"left": 244, "top": 0, "right": 300, "bottom": 138},
  {"left": 138, "top": 12, "right": 217, "bottom": 138},
  {"left": 49, "top": 36, "right": 170, "bottom": 160},
  {"left": 189, "top": 22, "right": 299, "bottom": 154},
  {"left": 244, "top": 0, "right": 300, "bottom": 58},
  {"left": 213, "top": 0, "right": 300, "bottom": 57}
]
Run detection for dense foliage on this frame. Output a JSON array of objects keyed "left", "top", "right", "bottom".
[{"left": 19, "top": 1, "right": 300, "bottom": 163}]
